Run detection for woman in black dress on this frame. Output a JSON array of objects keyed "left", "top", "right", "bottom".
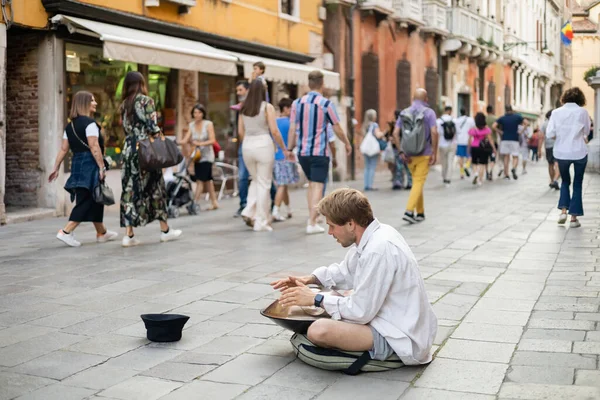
[{"left": 49, "top": 91, "right": 118, "bottom": 247}]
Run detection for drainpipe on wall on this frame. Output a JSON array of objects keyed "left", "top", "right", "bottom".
[{"left": 347, "top": 4, "right": 357, "bottom": 181}]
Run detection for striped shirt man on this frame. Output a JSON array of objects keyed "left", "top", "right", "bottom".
[{"left": 290, "top": 91, "right": 340, "bottom": 157}]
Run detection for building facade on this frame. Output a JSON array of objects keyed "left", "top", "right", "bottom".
[
  {"left": 0, "top": 0, "right": 339, "bottom": 223},
  {"left": 572, "top": 0, "right": 600, "bottom": 118}
]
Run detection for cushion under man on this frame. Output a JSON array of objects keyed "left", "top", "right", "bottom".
[{"left": 272, "top": 188, "right": 438, "bottom": 365}]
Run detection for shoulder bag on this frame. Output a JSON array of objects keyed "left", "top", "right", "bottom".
[
  {"left": 360, "top": 123, "right": 381, "bottom": 157},
  {"left": 70, "top": 122, "right": 115, "bottom": 206},
  {"left": 137, "top": 132, "right": 183, "bottom": 171}
]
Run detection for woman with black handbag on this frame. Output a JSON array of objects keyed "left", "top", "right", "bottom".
[
  {"left": 468, "top": 112, "right": 497, "bottom": 187},
  {"left": 49, "top": 91, "right": 118, "bottom": 247},
  {"left": 120, "top": 72, "right": 182, "bottom": 247}
]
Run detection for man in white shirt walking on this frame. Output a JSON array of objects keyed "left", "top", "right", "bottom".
[
  {"left": 437, "top": 106, "right": 456, "bottom": 186},
  {"left": 272, "top": 188, "right": 437, "bottom": 365}
]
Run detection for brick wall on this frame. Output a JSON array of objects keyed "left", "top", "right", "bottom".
[{"left": 6, "top": 31, "right": 40, "bottom": 207}]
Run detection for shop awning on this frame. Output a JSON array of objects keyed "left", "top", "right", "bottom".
[
  {"left": 51, "top": 15, "right": 238, "bottom": 76},
  {"left": 229, "top": 52, "right": 341, "bottom": 90}
]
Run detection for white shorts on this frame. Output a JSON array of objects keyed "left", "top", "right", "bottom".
[{"left": 499, "top": 141, "right": 520, "bottom": 156}]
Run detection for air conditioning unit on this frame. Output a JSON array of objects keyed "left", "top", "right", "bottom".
[
  {"left": 319, "top": 6, "right": 327, "bottom": 21},
  {"left": 145, "top": 0, "right": 160, "bottom": 6}
]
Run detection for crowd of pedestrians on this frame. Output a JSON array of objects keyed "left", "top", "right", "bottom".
[{"left": 49, "top": 61, "right": 594, "bottom": 247}]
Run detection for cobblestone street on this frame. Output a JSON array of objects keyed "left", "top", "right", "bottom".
[{"left": 1, "top": 162, "right": 600, "bottom": 400}]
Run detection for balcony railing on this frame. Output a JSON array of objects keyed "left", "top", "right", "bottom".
[
  {"left": 361, "top": 0, "right": 395, "bottom": 15},
  {"left": 504, "top": 33, "right": 556, "bottom": 78},
  {"left": 422, "top": 0, "right": 448, "bottom": 33},
  {"left": 447, "top": 7, "right": 503, "bottom": 50},
  {"left": 392, "top": 0, "right": 424, "bottom": 24}
]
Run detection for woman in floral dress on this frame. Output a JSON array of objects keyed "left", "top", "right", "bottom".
[{"left": 119, "top": 71, "right": 182, "bottom": 247}]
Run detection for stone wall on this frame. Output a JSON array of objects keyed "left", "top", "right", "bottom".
[{"left": 5, "top": 31, "right": 41, "bottom": 207}]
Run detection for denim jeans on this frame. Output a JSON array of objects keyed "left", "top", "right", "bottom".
[
  {"left": 364, "top": 155, "right": 379, "bottom": 189},
  {"left": 238, "top": 147, "right": 275, "bottom": 210},
  {"left": 557, "top": 155, "right": 587, "bottom": 216},
  {"left": 238, "top": 149, "right": 250, "bottom": 209}
]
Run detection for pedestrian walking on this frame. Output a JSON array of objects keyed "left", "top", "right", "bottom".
[
  {"left": 539, "top": 110, "right": 560, "bottom": 190},
  {"left": 119, "top": 71, "right": 182, "bottom": 247},
  {"left": 238, "top": 80, "right": 290, "bottom": 232},
  {"left": 49, "top": 91, "right": 118, "bottom": 247},
  {"left": 493, "top": 105, "right": 524, "bottom": 180},
  {"left": 519, "top": 120, "right": 532, "bottom": 174},
  {"left": 437, "top": 106, "right": 456, "bottom": 186},
  {"left": 528, "top": 128, "right": 540, "bottom": 162},
  {"left": 272, "top": 97, "right": 299, "bottom": 222},
  {"left": 394, "top": 89, "right": 439, "bottom": 224},
  {"left": 485, "top": 105, "right": 499, "bottom": 180},
  {"left": 286, "top": 70, "right": 352, "bottom": 235},
  {"left": 232, "top": 80, "right": 276, "bottom": 218},
  {"left": 252, "top": 61, "right": 270, "bottom": 103},
  {"left": 455, "top": 108, "right": 475, "bottom": 179},
  {"left": 546, "top": 87, "right": 590, "bottom": 228},
  {"left": 392, "top": 110, "right": 413, "bottom": 190},
  {"left": 468, "top": 112, "right": 496, "bottom": 186},
  {"left": 360, "top": 109, "right": 385, "bottom": 191},
  {"left": 180, "top": 104, "right": 219, "bottom": 210}
]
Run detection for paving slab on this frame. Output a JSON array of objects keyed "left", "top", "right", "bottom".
[
  {"left": 97, "top": 376, "right": 182, "bottom": 400},
  {"left": 416, "top": 358, "right": 508, "bottom": 395},
  {"left": 315, "top": 375, "right": 409, "bottom": 400},
  {"left": 498, "top": 382, "right": 600, "bottom": 400}
]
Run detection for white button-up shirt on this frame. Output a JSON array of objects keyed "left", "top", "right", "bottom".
[
  {"left": 312, "top": 219, "right": 438, "bottom": 365},
  {"left": 546, "top": 103, "right": 590, "bottom": 160}
]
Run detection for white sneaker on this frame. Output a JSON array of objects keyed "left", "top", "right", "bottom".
[
  {"left": 306, "top": 224, "right": 325, "bottom": 235},
  {"left": 271, "top": 207, "right": 286, "bottom": 222},
  {"left": 97, "top": 230, "right": 118, "bottom": 243},
  {"left": 570, "top": 220, "right": 581, "bottom": 228},
  {"left": 254, "top": 224, "right": 274, "bottom": 232},
  {"left": 122, "top": 236, "right": 141, "bottom": 247},
  {"left": 160, "top": 229, "right": 182, "bottom": 242},
  {"left": 558, "top": 214, "right": 568, "bottom": 225},
  {"left": 57, "top": 230, "right": 81, "bottom": 247}
]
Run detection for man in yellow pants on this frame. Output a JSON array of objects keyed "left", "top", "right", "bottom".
[{"left": 393, "top": 89, "right": 439, "bottom": 224}]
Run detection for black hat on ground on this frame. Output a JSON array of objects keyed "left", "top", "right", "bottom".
[{"left": 140, "top": 314, "right": 190, "bottom": 342}]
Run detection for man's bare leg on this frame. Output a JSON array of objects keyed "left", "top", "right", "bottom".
[
  {"left": 308, "top": 181, "right": 324, "bottom": 225},
  {"left": 307, "top": 319, "right": 374, "bottom": 352},
  {"left": 503, "top": 154, "right": 510, "bottom": 177}
]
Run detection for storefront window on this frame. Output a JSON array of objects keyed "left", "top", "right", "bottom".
[
  {"left": 65, "top": 43, "right": 177, "bottom": 169},
  {"left": 198, "top": 73, "right": 236, "bottom": 161},
  {"left": 65, "top": 42, "right": 137, "bottom": 169}
]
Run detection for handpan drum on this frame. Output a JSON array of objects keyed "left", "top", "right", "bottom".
[{"left": 260, "top": 287, "right": 341, "bottom": 333}]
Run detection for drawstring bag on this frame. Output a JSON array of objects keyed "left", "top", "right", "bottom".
[{"left": 290, "top": 333, "right": 404, "bottom": 375}]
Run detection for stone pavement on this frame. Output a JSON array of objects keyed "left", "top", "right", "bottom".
[{"left": 0, "top": 162, "right": 599, "bottom": 400}]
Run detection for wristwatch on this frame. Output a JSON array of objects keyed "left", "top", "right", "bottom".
[{"left": 314, "top": 294, "right": 324, "bottom": 308}]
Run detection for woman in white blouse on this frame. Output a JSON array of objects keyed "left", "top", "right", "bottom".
[{"left": 546, "top": 87, "right": 590, "bottom": 228}]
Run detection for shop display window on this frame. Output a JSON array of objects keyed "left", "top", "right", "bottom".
[{"left": 64, "top": 43, "right": 177, "bottom": 169}]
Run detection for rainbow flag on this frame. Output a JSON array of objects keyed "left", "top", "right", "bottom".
[{"left": 561, "top": 21, "right": 573, "bottom": 45}]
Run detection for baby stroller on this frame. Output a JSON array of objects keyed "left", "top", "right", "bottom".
[{"left": 165, "top": 148, "right": 200, "bottom": 218}]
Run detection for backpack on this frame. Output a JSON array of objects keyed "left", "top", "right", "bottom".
[
  {"left": 441, "top": 120, "right": 456, "bottom": 141},
  {"left": 290, "top": 333, "right": 404, "bottom": 375},
  {"left": 400, "top": 108, "right": 427, "bottom": 156}
]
